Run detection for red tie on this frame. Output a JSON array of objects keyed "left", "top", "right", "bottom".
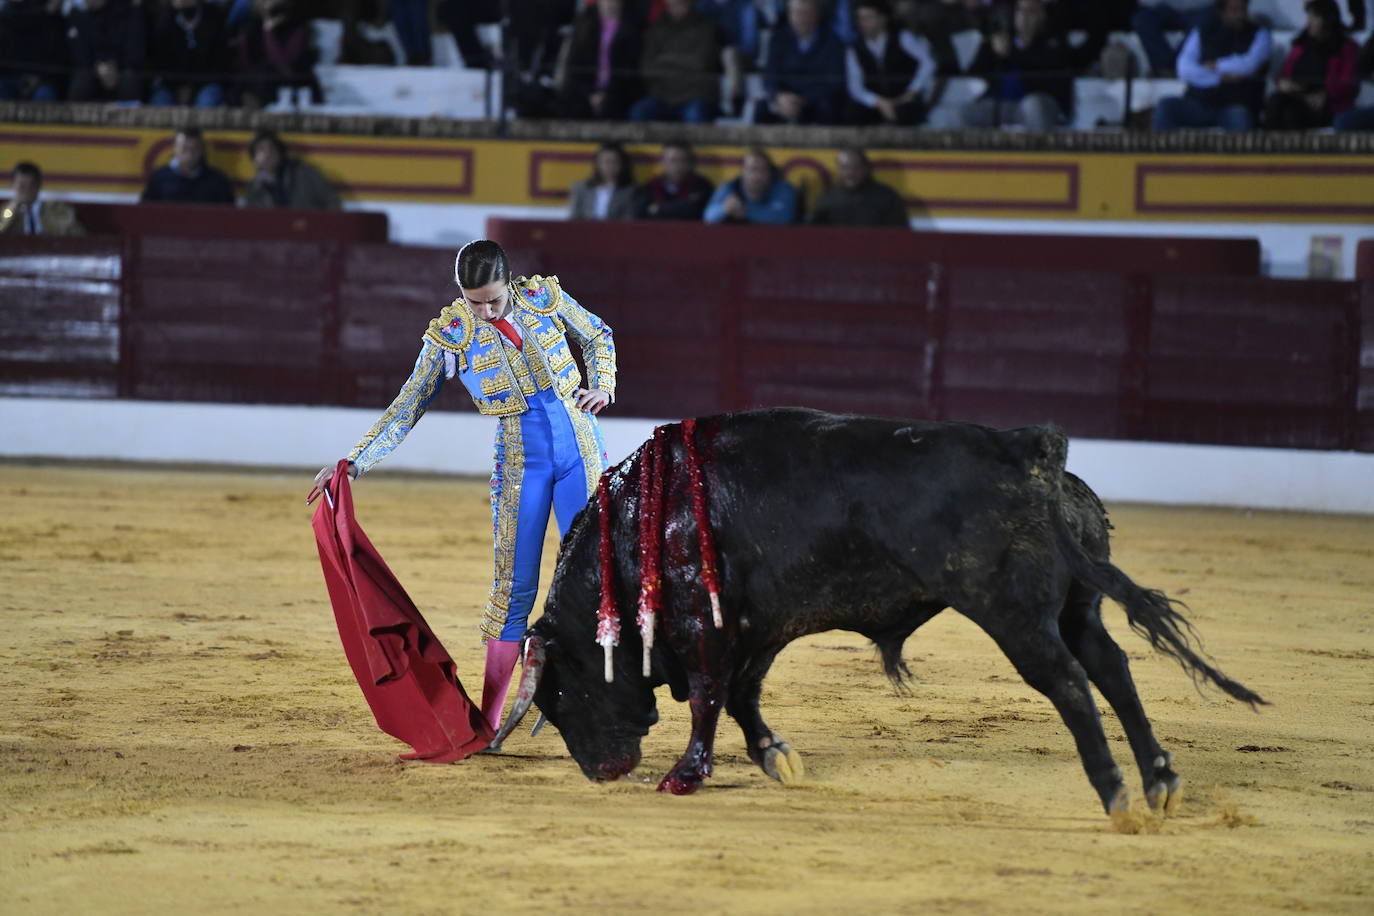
[{"left": 491, "top": 317, "right": 522, "bottom": 351}]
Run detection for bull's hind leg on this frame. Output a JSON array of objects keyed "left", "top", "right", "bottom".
[
  {"left": 726, "top": 645, "right": 805, "bottom": 785},
  {"left": 965, "top": 607, "right": 1129, "bottom": 823},
  {"left": 1060, "top": 587, "right": 1182, "bottom": 814}
]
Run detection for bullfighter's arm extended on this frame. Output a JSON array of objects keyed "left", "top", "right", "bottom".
[{"left": 346, "top": 341, "right": 447, "bottom": 476}]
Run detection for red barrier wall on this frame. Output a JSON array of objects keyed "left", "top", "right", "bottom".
[
  {"left": 73, "top": 202, "right": 389, "bottom": 243},
  {"left": 2, "top": 224, "right": 1368, "bottom": 452}
]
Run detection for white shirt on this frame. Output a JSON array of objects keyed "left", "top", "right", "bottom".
[{"left": 845, "top": 30, "right": 936, "bottom": 109}]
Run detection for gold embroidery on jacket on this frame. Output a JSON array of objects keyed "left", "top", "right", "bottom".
[
  {"left": 346, "top": 344, "right": 445, "bottom": 473},
  {"left": 480, "top": 374, "right": 512, "bottom": 396},
  {"left": 471, "top": 349, "right": 502, "bottom": 373},
  {"left": 482, "top": 416, "right": 524, "bottom": 641}
]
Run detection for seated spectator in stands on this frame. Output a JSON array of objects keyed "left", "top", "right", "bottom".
[
  {"left": 704, "top": 147, "right": 798, "bottom": 225},
  {"left": 67, "top": 0, "right": 147, "bottom": 103},
  {"left": 844, "top": 0, "right": 936, "bottom": 126},
  {"left": 961, "top": 0, "right": 1074, "bottom": 130},
  {"left": 241, "top": 130, "right": 340, "bottom": 210},
  {"left": 1132, "top": 0, "right": 1216, "bottom": 77},
  {"left": 699, "top": 0, "right": 770, "bottom": 69},
  {"left": 232, "top": 0, "right": 321, "bottom": 109},
  {"left": 568, "top": 142, "right": 637, "bottom": 220},
  {"left": 629, "top": 0, "right": 723, "bottom": 123},
  {"left": 141, "top": 127, "right": 236, "bottom": 205},
  {"left": 809, "top": 147, "right": 909, "bottom": 227},
  {"left": 1, "top": 162, "right": 85, "bottom": 237},
  {"left": 1334, "top": 27, "right": 1374, "bottom": 130},
  {"left": 0, "top": 0, "right": 66, "bottom": 102},
  {"left": 1152, "top": 0, "right": 1270, "bottom": 131},
  {"left": 438, "top": 0, "right": 501, "bottom": 69},
  {"left": 633, "top": 140, "right": 715, "bottom": 220},
  {"left": 148, "top": 0, "right": 231, "bottom": 108},
  {"left": 554, "top": 0, "right": 644, "bottom": 120},
  {"left": 1264, "top": 0, "right": 1359, "bottom": 129},
  {"left": 755, "top": 0, "right": 847, "bottom": 124}
]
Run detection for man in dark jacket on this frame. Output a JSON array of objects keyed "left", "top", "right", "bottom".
[
  {"left": 141, "top": 127, "right": 236, "bottom": 205},
  {"left": 241, "top": 130, "right": 341, "bottom": 210},
  {"left": 756, "top": 0, "right": 847, "bottom": 124},
  {"left": 68, "top": 0, "right": 146, "bottom": 102},
  {"left": 1152, "top": 0, "right": 1272, "bottom": 130},
  {"left": 961, "top": 0, "right": 1075, "bottom": 130},
  {"left": 629, "top": 0, "right": 723, "bottom": 123},
  {"left": 633, "top": 140, "right": 714, "bottom": 220},
  {"left": 148, "top": 0, "right": 231, "bottom": 107},
  {"left": 809, "top": 147, "right": 909, "bottom": 228}
]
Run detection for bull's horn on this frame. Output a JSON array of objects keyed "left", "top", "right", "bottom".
[{"left": 490, "top": 635, "right": 546, "bottom": 750}]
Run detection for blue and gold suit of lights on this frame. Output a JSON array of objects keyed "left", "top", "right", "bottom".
[{"left": 347, "top": 275, "right": 617, "bottom": 642}]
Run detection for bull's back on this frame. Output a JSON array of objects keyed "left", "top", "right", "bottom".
[{"left": 697, "top": 409, "right": 1067, "bottom": 625}]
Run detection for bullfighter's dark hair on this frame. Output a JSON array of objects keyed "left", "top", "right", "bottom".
[
  {"left": 12, "top": 161, "right": 42, "bottom": 187},
  {"left": 455, "top": 239, "right": 511, "bottom": 289}
]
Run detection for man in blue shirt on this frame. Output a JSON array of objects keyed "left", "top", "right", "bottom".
[
  {"left": 1152, "top": 0, "right": 1272, "bottom": 131},
  {"left": 755, "top": 0, "right": 847, "bottom": 125},
  {"left": 141, "top": 127, "right": 236, "bottom": 205}
]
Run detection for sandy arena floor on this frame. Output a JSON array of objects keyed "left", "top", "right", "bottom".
[{"left": 1, "top": 462, "right": 1372, "bottom": 914}]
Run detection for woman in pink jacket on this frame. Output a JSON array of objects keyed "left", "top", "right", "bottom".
[{"left": 1264, "top": 0, "right": 1359, "bottom": 129}]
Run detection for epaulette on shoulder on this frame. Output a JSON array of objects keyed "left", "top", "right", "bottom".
[
  {"left": 514, "top": 274, "right": 562, "bottom": 315},
  {"left": 424, "top": 298, "right": 475, "bottom": 361}
]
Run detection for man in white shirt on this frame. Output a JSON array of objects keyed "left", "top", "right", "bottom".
[
  {"left": 843, "top": 0, "right": 936, "bottom": 125},
  {"left": 1151, "top": 0, "right": 1271, "bottom": 130}
]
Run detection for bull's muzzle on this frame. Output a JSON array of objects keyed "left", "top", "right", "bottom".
[{"left": 489, "top": 634, "right": 545, "bottom": 750}]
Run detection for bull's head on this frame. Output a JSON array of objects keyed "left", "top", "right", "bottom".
[{"left": 491, "top": 623, "right": 659, "bottom": 781}]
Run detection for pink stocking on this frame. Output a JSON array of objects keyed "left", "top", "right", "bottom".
[{"left": 480, "top": 639, "right": 522, "bottom": 730}]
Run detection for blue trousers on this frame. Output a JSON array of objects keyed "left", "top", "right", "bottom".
[{"left": 485, "top": 387, "right": 607, "bottom": 642}]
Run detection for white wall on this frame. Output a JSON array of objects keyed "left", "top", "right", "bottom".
[{"left": 2, "top": 396, "right": 1371, "bottom": 514}]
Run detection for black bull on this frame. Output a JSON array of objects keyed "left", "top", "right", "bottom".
[{"left": 494, "top": 408, "right": 1264, "bottom": 820}]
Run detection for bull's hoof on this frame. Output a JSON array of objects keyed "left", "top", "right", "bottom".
[
  {"left": 762, "top": 743, "right": 805, "bottom": 785},
  {"left": 1145, "top": 753, "right": 1183, "bottom": 815},
  {"left": 1148, "top": 774, "right": 1183, "bottom": 815},
  {"left": 1107, "top": 786, "right": 1138, "bottom": 834},
  {"left": 657, "top": 772, "right": 703, "bottom": 795}
]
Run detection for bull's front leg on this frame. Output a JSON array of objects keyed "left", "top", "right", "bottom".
[{"left": 658, "top": 671, "right": 726, "bottom": 795}]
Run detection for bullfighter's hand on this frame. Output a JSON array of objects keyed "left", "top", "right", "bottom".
[
  {"left": 307, "top": 461, "right": 355, "bottom": 505},
  {"left": 574, "top": 388, "right": 611, "bottom": 414}
]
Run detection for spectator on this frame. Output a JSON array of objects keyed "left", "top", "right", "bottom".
[
  {"left": 1132, "top": 0, "right": 1215, "bottom": 77},
  {"left": 554, "top": 0, "right": 644, "bottom": 119},
  {"left": 568, "top": 141, "right": 637, "bottom": 219},
  {"left": 810, "top": 147, "right": 909, "bottom": 227},
  {"left": 1152, "top": 0, "right": 1271, "bottom": 131},
  {"left": 1264, "top": 0, "right": 1359, "bottom": 129},
  {"left": 241, "top": 130, "right": 341, "bottom": 209},
  {"left": 1333, "top": 28, "right": 1374, "bottom": 130},
  {"left": 704, "top": 147, "right": 798, "bottom": 225},
  {"left": 141, "top": 127, "right": 236, "bottom": 205},
  {"left": 233, "top": 0, "right": 321, "bottom": 109},
  {"left": 0, "top": 0, "right": 66, "bottom": 102},
  {"left": 756, "top": 0, "right": 847, "bottom": 124},
  {"left": 844, "top": 0, "right": 936, "bottom": 126},
  {"left": 961, "top": 0, "right": 1074, "bottom": 130},
  {"left": 629, "top": 0, "right": 723, "bottom": 123},
  {"left": 633, "top": 139, "right": 714, "bottom": 220},
  {"left": 148, "top": 0, "right": 232, "bottom": 108},
  {"left": 438, "top": 0, "right": 501, "bottom": 69},
  {"left": 67, "top": 0, "right": 146, "bottom": 103},
  {"left": 1, "top": 162, "right": 85, "bottom": 237}
]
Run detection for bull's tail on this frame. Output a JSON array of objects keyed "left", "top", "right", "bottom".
[{"left": 1048, "top": 497, "right": 1266, "bottom": 709}]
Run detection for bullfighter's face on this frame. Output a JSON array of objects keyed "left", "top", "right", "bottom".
[
  {"left": 532, "top": 634, "right": 658, "bottom": 782},
  {"left": 463, "top": 279, "right": 511, "bottom": 322}
]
